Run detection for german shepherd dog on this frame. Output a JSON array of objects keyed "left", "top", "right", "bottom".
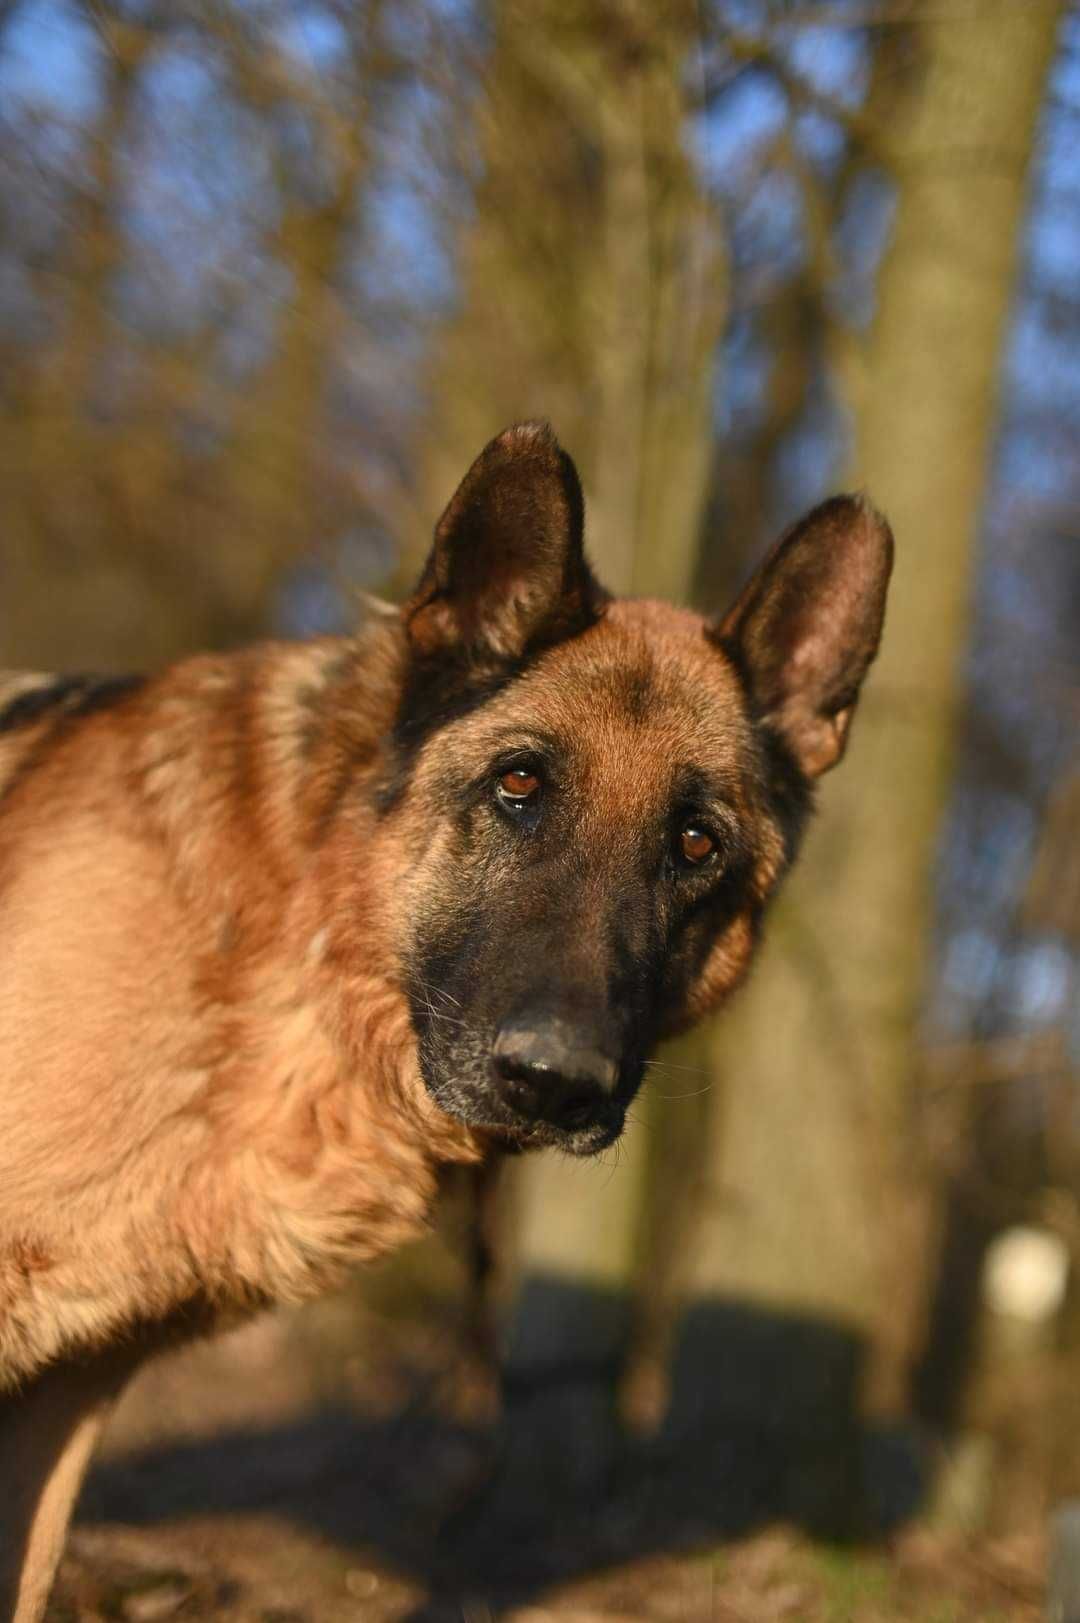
[{"left": 0, "top": 423, "right": 891, "bottom": 1620}]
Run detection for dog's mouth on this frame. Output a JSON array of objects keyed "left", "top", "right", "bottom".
[
  {"left": 486, "top": 1108, "right": 625, "bottom": 1158},
  {"left": 417, "top": 1059, "right": 628, "bottom": 1158}
]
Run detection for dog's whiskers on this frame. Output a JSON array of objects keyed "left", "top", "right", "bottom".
[
  {"left": 412, "top": 976, "right": 463, "bottom": 1010},
  {"left": 641, "top": 1058, "right": 711, "bottom": 1077},
  {"left": 650, "top": 1083, "right": 714, "bottom": 1099}
]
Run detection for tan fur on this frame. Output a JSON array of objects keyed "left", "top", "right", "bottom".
[
  {"left": 0, "top": 412, "right": 893, "bottom": 1622},
  {"left": 0, "top": 626, "right": 485, "bottom": 1396},
  {"left": 0, "top": 603, "right": 783, "bottom": 1391},
  {"left": 0, "top": 607, "right": 803, "bottom": 1620},
  {"left": 0, "top": 630, "right": 480, "bottom": 1618},
  {"left": 0, "top": 632, "right": 808, "bottom": 1623}
]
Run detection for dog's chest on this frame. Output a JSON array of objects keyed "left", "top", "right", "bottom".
[{"left": 167, "top": 972, "right": 444, "bottom": 1310}]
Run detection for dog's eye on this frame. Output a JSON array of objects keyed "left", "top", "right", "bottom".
[
  {"left": 495, "top": 768, "right": 542, "bottom": 812},
  {"left": 678, "top": 823, "right": 716, "bottom": 866}
]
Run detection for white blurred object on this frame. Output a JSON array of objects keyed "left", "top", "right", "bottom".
[
  {"left": 982, "top": 1224, "right": 1069, "bottom": 1322},
  {"left": 1049, "top": 1500, "right": 1080, "bottom": 1623}
]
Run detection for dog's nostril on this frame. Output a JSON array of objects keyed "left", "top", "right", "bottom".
[
  {"left": 558, "top": 1093, "right": 599, "bottom": 1130},
  {"left": 500, "top": 1069, "right": 540, "bottom": 1107},
  {"left": 494, "top": 1055, "right": 609, "bottom": 1132}
]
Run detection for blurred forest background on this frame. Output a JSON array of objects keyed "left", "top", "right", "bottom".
[{"left": 1, "top": 0, "right": 1078, "bottom": 1617}]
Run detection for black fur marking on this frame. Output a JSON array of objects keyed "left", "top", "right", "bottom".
[
  {"left": 374, "top": 662, "right": 527, "bottom": 816},
  {"left": 757, "top": 722, "right": 815, "bottom": 866},
  {"left": 714, "top": 633, "right": 815, "bottom": 865},
  {"left": 615, "top": 660, "right": 656, "bottom": 724},
  {"left": 0, "top": 673, "right": 146, "bottom": 736},
  {"left": 0, "top": 674, "right": 146, "bottom": 813}
]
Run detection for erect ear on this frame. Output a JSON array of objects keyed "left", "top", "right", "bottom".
[
  {"left": 712, "top": 494, "right": 894, "bottom": 778},
  {"left": 403, "top": 421, "right": 607, "bottom": 668}
]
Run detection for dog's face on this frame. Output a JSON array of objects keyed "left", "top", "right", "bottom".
[{"left": 383, "top": 424, "right": 892, "bottom": 1156}]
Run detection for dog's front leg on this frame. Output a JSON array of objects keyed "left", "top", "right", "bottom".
[{"left": 0, "top": 1345, "right": 142, "bottom": 1623}]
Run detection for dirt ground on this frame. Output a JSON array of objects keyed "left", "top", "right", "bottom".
[
  {"left": 53, "top": 1305, "right": 1047, "bottom": 1623},
  {"left": 55, "top": 1519, "right": 1045, "bottom": 1623}
]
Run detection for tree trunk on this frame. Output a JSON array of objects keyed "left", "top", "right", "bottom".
[{"left": 675, "top": 0, "right": 1064, "bottom": 1524}]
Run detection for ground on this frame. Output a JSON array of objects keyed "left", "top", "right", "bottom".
[
  {"left": 52, "top": 1299, "right": 1047, "bottom": 1622},
  {"left": 56, "top": 1520, "right": 1044, "bottom": 1623}
]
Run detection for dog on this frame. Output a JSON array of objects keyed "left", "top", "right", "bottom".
[{"left": 0, "top": 421, "right": 892, "bottom": 1620}]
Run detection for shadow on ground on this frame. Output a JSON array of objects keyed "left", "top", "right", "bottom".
[{"left": 71, "top": 1292, "right": 928, "bottom": 1621}]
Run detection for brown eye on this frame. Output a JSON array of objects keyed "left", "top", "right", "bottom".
[
  {"left": 680, "top": 824, "right": 715, "bottom": 865},
  {"left": 495, "top": 768, "right": 541, "bottom": 810}
]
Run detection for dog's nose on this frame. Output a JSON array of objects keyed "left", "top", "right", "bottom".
[{"left": 493, "top": 1015, "right": 619, "bottom": 1131}]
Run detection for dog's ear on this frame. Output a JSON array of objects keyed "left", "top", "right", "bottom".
[
  {"left": 713, "top": 493, "right": 893, "bottom": 778},
  {"left": 404, "top": 422, "right": 607, "bottom": 667}
]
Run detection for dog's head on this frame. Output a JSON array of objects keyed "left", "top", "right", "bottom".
[{"left": 381, "top": 423, "right": 891, "bottom": 1155}]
